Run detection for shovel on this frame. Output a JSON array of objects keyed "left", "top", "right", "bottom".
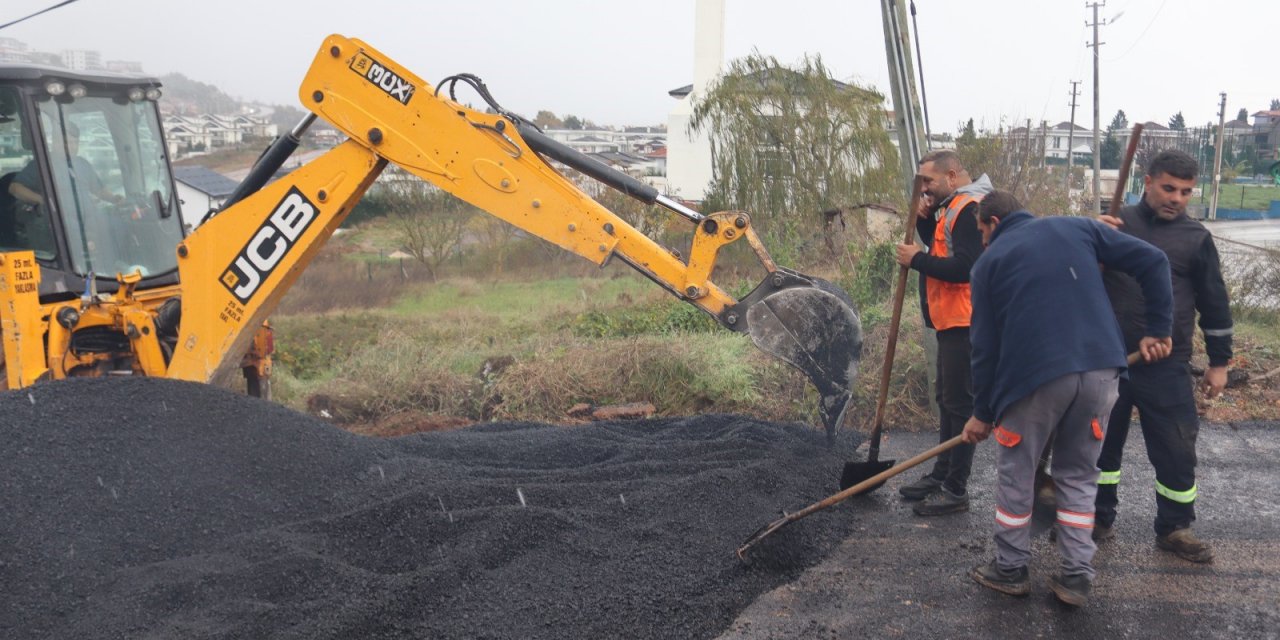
[
  {"left": 739, "top": 435, "right": 964, "bottom": 561},
  {"left": 839, "top": 175, "right": 927, "bottom": 490}
]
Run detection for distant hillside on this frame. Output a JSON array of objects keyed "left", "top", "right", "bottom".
[
  {"left": 158, "top": 73, "right": 311, "bottom": 136},
  {"left": 158, "top": 73, "right": 240, "bottom": 115}
]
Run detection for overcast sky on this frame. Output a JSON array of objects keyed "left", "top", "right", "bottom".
[{"left": 3, "top": 0, "right": 1275, "bottom": 133}]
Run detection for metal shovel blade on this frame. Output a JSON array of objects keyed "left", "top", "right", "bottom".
[
  {"left": 839, "top": 458, "right": 895, "bottom": 492},
  {"left": 737, "top": 271, "right": 862, "bottom": 441}
]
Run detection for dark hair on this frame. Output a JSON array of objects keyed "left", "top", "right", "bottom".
[
  {"left": 1146, "top": 149, "right": 1198, "bottom": 181},
  {"left": 919, "top": 149, "right": 964, "bottom": 173},
  {"left": 978, "top": 190, "right": 1022, "bottom": 223}
]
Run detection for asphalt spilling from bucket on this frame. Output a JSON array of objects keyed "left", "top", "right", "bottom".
[{"left": 2, "top": 377, "right": 865, "bottom": 639}]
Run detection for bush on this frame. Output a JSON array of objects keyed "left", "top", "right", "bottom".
[{"left": 836, "top": 241, "right": 899, "bottom": 318}]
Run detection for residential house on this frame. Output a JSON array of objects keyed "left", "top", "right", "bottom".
[
  {"left": 161, "top": 113, "right": 277, "bottom": 158},
  {"left": 1045, "top": 121, "right": 1090, "bottom": 162},
  {"left": 1251, "top": 110, "right": 1280, "bottom": 164},
  {"left": 173, "top": 165, "right": 239, "bottom": 230}
]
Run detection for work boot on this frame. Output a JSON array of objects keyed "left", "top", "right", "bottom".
[
  {"left": 1092, "top": 523, "right": 1115, "bottom": 542},
  {"left": 912, "top": 487, "right": 969, "bottom": 516},
  {"left": 898, "top": 474, "right": 941, "bottom": 501},
  {"left": 970, "top": 559, "right": 1030, "bottom": 596},
  {"left": 1047, "top": 573, "right": 1092, "bottom": 607},
  {"left": 1156, "top": 527, "right": 1214, "bottom": 563}
]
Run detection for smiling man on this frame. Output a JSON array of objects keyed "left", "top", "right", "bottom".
[{"left": 1094, "top": 149, "right": 1234, "bottom": 563}]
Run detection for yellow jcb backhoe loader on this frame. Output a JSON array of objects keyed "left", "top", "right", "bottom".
[{"left": 0, "top": 35, "right": 862, "bottom": 438}]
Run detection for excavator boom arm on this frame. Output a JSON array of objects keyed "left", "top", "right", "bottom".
[{"left": 168, "top": 35, "right": 862, "bottom": 437}]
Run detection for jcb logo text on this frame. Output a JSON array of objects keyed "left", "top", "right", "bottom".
[{"left": 221, "top": 187, "right": 317, "bottom": 304}]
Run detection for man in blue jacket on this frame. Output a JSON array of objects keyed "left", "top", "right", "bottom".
[{"left": 960, "top": 191, "right": 1173, "bottom": 607}]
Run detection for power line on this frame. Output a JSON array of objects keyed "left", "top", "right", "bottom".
[
  {"left": 0, "top": 0, "right": 83, "bottom": 31},
  {"left": 1103, "top": 0, "right": 1169, "bottom": 61}
]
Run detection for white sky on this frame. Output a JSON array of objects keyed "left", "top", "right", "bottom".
[{"left": 3, "top": 0, "right": 1275, "bottom": 133}]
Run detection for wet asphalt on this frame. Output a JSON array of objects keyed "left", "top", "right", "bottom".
[{"left": 719, "top": 423, "right": 1280, "bottom": 640}]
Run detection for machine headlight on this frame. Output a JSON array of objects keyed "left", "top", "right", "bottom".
[
  {"left": 67, "top": 83, "right": 87, "bottom": 99},
  {"left": 127, "top": 87, "right": 145, "bottom": 102},
  {"left": 45, "top": 80, "right": 65, "bottom": 96},
  {"left": 144, "top": 88, "right": 162, "bottom": 101},
  {"left": 56, "top": 306, "right": 80, "bottom": 329}
]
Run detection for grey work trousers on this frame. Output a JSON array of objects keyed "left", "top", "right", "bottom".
[{"left": 993, "top": 368, "right": 1120, "bottom": 580}]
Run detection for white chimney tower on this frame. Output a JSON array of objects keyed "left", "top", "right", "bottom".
[{"left": 665, "top": 0, "right": 724, "bottom": 201}]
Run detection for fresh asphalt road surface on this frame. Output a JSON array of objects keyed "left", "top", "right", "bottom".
[{"left": 720, "top": 422, "right": 1280, "bottom": 640}]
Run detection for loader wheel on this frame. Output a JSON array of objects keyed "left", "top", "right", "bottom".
[{"left": 244, "top": 366, "right": 271, "bottom": 401}]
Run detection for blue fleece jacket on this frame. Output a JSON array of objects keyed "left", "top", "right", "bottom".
[{"left": 969, "top": 211, "right": 1173, "bottom": 423}]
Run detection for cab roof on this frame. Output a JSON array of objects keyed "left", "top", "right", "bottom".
[{"left": 0, "top": 62, "right": 161, "bottom": 87}]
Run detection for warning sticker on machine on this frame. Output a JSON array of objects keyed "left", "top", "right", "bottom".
[
  {"left": 350, "top": 51, "right": 415, "bottom": 105},
  {"left": 1, "top": 256, "right": 39, "bottom": 296}
]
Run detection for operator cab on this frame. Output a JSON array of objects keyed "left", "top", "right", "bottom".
[{"left": 0, "top": 64, "right": 182, "bottom": 299}]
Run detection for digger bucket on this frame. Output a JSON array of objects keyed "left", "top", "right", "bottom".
[{"left": 723, "top": 269, "right": 862, "bottom": 442}]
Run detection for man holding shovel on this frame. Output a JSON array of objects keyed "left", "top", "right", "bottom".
[
  {"left": 961, "top": 191, "right": 1173, "bottom": 607},
  {"left": 894, "top": 149, "right": 991, "bottom": 516}
]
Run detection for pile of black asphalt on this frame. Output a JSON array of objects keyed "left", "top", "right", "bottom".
[{"left": 1, "top": 377, "right": 866, "bottom": 639}]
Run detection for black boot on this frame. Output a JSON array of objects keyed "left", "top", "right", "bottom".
[{"left": 970, "top": 559, "right": 1030, "bottom": 596}]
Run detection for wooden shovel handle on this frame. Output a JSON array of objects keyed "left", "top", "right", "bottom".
[
  {"left": 1105, "top": 123, "right": 1144, "bottom": 218},
  {"left": 869, "top": 174, "right": 928, "bottom": 458},
  {"left": 737, "top": 435, "right": 964, "bottom": 559}
]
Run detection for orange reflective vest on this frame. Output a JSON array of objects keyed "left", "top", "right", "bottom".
[{"left": 925, "top": 192, "right": 981, "bottom": 331}]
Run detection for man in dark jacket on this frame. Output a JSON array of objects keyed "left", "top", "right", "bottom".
[
  {"left": 962, "top": 191, "right": 1173, "bottom": 607},
  {"left": 1094, "top": 150, "right": 1233, "bottom": 563},
  {"left": 894, "top": 149, "right": 992, "bottom": 516}
]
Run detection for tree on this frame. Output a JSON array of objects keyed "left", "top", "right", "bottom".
[
  {"left": 1271, "top": 98, "right": 1280, "bottom": 110},
  {"left": 533, "top": 110, "right": 563, "bottom": 129},
  {"left": 954, "top": 125, "right": 1072, "bottom": 216},
  {"left": 958, "top": 118, "right": 977, "bottom": 145},
  {"left": 1237, "top": 107, "right": 1249, "bottom": 122},
  {"left": 562, "top": 115, "right": 584, "bottom": 130},
  {"left": 383, "top": 178, "right": 476, "bottom": 282},
  {"left": 1100, "top": 133, "right": 1121, "bottom": 170},
  {"left": 470, "top": 214, "right": 518, "bottom": 276},
  {"left": 1100, "top": 110, "right": 1129, "bottom": 170},
  {"left": 689, "top": 52, "right": 899, "bottom": 266},
  {"left": 1109, "top": 110, "right": 1129, "bottom": 132},
  {"left": 1168, "top": 111, "right": 1186, "bottom": 131}
]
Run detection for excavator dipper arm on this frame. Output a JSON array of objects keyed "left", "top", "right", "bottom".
[{"left": 169, "top": 35, "right": 862, "bottom": 438}]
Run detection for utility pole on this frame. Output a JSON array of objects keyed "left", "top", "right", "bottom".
[
  {"left": 881, "top": 0, "right": 928, "bottom": 189},
  {"left": 1209, "top": 91, "right": 1227, "bottom": 220},
  {"left": 1067, "top": 80, "right": 1080, "bottom": 197},
  {"left": 1040, "top": 120, "right": 1048, "bottom": 168},
  {"left": 1087, "top": 1, "right": 1106, "bottom": 214}
]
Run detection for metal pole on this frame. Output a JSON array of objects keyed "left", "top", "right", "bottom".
[
  {"left": 881, "top": 0, "right": 928, "bottom": 185},
  {"left": 1067, "top": 80, "right": 1080, "bottom": 198},
  {"left": 1088, "top": 2, "right": 1105, "bottom": 214},
  {"left": 1040, "top": 120, "right": 1048, "bottom": 168},
  {"left": 909, "top": 1, "right": 932, "bottom": 147},
  {"left": 880, "top": 0, "right": 936, "bottom": 419},
  {"left": 1209, "top": 92, "right": 1227, "bottom": 220}
]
